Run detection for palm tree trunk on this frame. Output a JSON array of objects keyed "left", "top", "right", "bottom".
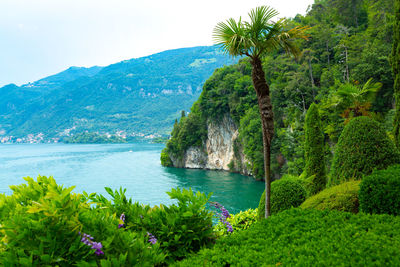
[{"left": 251, "top": 57, "right": 274, "bottom": 218}]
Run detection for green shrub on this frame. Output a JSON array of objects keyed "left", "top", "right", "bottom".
[
  {"left": 300, "top": 180, "right": 360, "bottom": 213},
  {"left": 175, "top": 209, "right": 400, "bottom": 266},
  {"left": 359, "top": 164, "right": 400, "bottom": 215},
  {"left": 89, "top": 187, "right": 214, "bottom": 264},
  {"left": 0, "top": 176, "right": 214, "bottom": 265},
  {"left": 0, "top": 176, "right": 165, "bottom": 266},
  {"left": 0, "top": 176, "right": 93, "bottom": 265},
  {"left": 329, "top": 116, "right": 400, "bottom": 186},
  {"left": 160, "top": 148, "right": 173, "bottom": 166},
  {"left": 257, "top": 178, "right": 307, "bottom": 219},
  {"left": 213, "top": 208, "right": 257, "bottom": 237},
  {"left": 303, "top": 103, "right": 326, "bottom": 195}
]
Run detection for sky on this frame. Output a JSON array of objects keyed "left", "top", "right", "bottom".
[{"left": 0, "top": 0, "right": 314, "bottom": 87}]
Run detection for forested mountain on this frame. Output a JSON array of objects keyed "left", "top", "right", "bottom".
[
  {"left": 0, "top": 46, "right": 237, "bottom": 141},
  {"left": 162, "top": 0, "right": 396, "bottom": 179}
]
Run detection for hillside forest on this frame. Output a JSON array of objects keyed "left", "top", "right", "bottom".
[{"left": 162, "top": 0, "right": 397, "bottom": 181}]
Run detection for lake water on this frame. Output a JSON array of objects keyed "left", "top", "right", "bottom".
[{"left": 0, "top": 143, "right": 264, "bottom": 214}]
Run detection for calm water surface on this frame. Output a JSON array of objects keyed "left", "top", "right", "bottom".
[{"left": 0, "top": 143, "right": 264, "bottom": 214}]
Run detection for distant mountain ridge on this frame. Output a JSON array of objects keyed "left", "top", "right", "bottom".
[{"left": 0, "top": 46, "right": 238, "bottom": 142}]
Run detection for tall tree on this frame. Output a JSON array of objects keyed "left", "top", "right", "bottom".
[
  {"left": 213, "top": 6, "right": 309, "bottom": 218},
  {"left": 393, "top": 0, "right": 400, "bottom": 146},
  {"left": 303, "top": 103, "right": 326, "bottom": 195}
]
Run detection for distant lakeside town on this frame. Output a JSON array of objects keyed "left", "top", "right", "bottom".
[{"left": 0, "top": 131, "right": 167, "bottom": 144}]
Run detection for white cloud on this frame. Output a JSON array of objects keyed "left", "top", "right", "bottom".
[{"left": 0, "top": 0, "right": 314, "bottom": 86}]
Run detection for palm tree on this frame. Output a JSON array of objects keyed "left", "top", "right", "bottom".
[
  {"left": 328, "top": 78, "right": 382, "bottom": 122},
  {"left": 213, "top": 6, "right": 309, "bottom": 218}
]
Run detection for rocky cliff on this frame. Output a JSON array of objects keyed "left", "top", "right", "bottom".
[{"left": 170, "top": 114, "right": 252, "bottom": 176}]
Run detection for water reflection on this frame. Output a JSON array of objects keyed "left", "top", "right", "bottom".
[
  {"left": 0, "top": 143, "right": 264, "bottom": 214},
  {"left": 163, "top": 167, "right": 264, "bottom": 213}
]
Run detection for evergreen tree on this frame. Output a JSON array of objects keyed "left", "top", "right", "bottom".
[
  {"left": 393, "top": 0, "right": 400, "bottom": 146},
  {"left": 303, "top": 103, "right": 326, "bottom": 195},
  {"left": 329, "top": 116, "right": 400, "bottom": 186}
]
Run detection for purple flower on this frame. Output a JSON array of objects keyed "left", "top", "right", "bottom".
[
  {"left": 118, "top": 213, "right": 126, "bottom": 228},
  {"left": 210, "top": 201, "right": 233, "bottom": 233},
  {"left": 220, "top": 207, "right": 230, "bottom": 219},
  {"left": 79, "top": 232, "right": 104, "bottom": 256},
  {"left": 223, "top": 218, "right": 233, "bottom": 233},
  {"left": 147, "top": 232, "right": 157, "bottom": 244},
  {"left": 92, "top": 242, "right": 104, "bottom": 255}
]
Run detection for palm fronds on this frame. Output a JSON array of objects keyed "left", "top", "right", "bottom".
[{"left": 213, "top": 5, "right": 310, "bottom": 59}]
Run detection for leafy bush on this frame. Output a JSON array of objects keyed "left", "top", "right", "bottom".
[
  {"left": 300, "top": 180, "right": 360, "bottom": 213},
  {"left": 141, "top": 188, "right": 214, "bottom": 262},
  {"left": 0, "top": 176, "right": 91, "bottom": 265},
  {"left": 0, "top": 176, "right": 214, "bottom": 265},
  {"left": 175, "top": 209, "right": 400, "bottom": 266},
  {"left": 329, "top": 116, "right": 400, "bottom": 186},
  {"left": 160, "top": 148, "right": 173, "bottom": 166},
  {"left": 213, "top": 208, "right": 258, "bottom": 237},
  {"left": 257, "top": 178, "right": 307, "bottom": 219},
  {"left": 359, "top": 164, "right": 400, "bottom": 215},
  {"left": 302, "top": 103, "right": 326, "bottom": 195},
  {"left": 89, "top": 186, "right": 214, "bottom": 264}
]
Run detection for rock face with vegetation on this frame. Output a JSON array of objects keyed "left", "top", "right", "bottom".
[
  {"left": 168, "top": 114, "right": 249, "bottom": 173},
  {"left": 161, "top": 60, "right": 259, "bottom": 177}
]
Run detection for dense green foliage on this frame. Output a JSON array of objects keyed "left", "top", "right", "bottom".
[
  {"left": 257, "top": 178, "right": 306, "bottom": 219},
  {"left": 162, "top": 60, "right": 263, "bottom": 168},
  {"left": 301, "top": 180, "right": 360, "bottom": 213},
  {"left": 393, "top": 0, "right": 400, "bottom": 146},
  {"left": 238, "top": 106, "right": 265, "bottom": 178},
  {"left": 164, "top": 0, "right": 397, "bottom": 182},
  {"left": 213, "top": 208, "right": 258, "bottom": 237},
  {"left": 175, "top": 208, "right": 400, "bottom": 266},
  {"left": 0, "top": 46, "right": 237, "bottom": 140},
  {"left": 162, "top": 103, "right": 208, "bottom": 162},
  {"left": 0, "top": 176, "right": 214, "bottom": 265},
  {"left": 162, "top": 59, "right": 275, "bottom": 178},
  {"left": 160, "top": 149, "right": 173, "bottom": 167},
  {"left": 302, "top": 103, "right": 326, "bottom": 195},
  {"left": 359, "top": 165, "right": 400, "bottom": 215},
  {"left": 63, "top": 132, "right": 127, "bottom": 144},
  {"left": 329, "top": 116, "right": 400, "bottom": 186}
]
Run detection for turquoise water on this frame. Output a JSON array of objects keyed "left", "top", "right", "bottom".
[{"left": 0, "top": 143, "right": 264, "bottom": 214}]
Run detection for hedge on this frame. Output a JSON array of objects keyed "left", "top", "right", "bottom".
[
  {"left": 359, "top": 164, "right": 400, "bottom": 215},
  {"left": 301, "top": 180, "right": 360, "bottom": 213},
  {"left": 329, "top": 116, "right": 400, "bottom": 186},
  {"left": 175, "top": 209, "right": 400, "bottom": 266}
]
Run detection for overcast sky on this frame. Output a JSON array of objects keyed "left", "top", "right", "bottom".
[{"left": 0, "top": 0, "right": 314, "bottom": 87}]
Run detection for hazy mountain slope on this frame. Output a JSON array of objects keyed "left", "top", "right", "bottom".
[{"left": 0, "top": 46, "right": 237, "bottom": 140}]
